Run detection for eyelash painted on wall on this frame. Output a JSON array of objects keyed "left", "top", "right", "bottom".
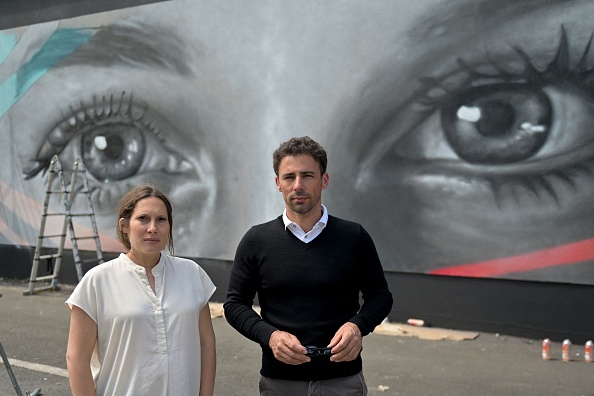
[{"left": 24, "top": 91, "right": 153, "bottom": 180}]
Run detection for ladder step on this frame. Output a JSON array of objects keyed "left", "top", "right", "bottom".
[
  {"left": 38, "top": 254, "right": 61, "bottom": 260},
  {"left": 43, "top": 212, "right": 94, "bottom": 217},
  {"left": 45, "top": 188, "right": 90, "bottom": 194},
  {"left": 23, "top": 284, "right": 61, "bottom": 295},
  {"left": 77, "top": 258, "right": 104, "bottom": 265},
  {"left": 39, "top": 234, "right": 66, "bottom": 239},
  {"left": 72, "top": 236, "right": 98, "bottom": 240},
  {"left": 32, "top": 274, "right": 58, "bottom": 282}
]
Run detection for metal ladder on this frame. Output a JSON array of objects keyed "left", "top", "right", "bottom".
[{"left": 24, "top": 155, "right": 104, "bottom": 295}]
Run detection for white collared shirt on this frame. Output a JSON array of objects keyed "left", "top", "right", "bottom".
[
  {"left": 283, "top": 204, "right": 328, "bottom": 243},
  {"left": 66, "top": 253, "right": 216, "bottom": 395}
]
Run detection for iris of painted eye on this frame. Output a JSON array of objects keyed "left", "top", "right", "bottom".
[
  {"left": 441, "top": 83, "right": 552, "bottom": 165},
  {"left": 81, "top": 123, "right": 146, "bottom": 182}
]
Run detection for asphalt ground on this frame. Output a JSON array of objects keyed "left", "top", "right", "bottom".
[{"left": 0, "top": 281, "right": 593, "bottom": 396}]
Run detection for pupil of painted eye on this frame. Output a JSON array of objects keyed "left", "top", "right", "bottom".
[{"left": 474, "top": 100, "right": 516, "bottom": 138}]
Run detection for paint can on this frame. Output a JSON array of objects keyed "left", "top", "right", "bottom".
[
  {"left": 562, "top": 339, "right": 572, "bottom": 362},
  {"left": 407, "top": 318, "right": 425, "bottom": 327},
  {"left": 541, "top": 338, "right": 551, "bottom": 361},
  {"left": 585, "top": 340, "right": 593, "bottom": 363}
]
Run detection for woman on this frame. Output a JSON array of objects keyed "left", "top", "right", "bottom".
[{"left": 66, "top": 183, "right": 216, "bottom": 395}]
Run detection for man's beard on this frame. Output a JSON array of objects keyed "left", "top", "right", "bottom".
[{"left": 289, "top": 193, "right": 314, "bottom": 214}]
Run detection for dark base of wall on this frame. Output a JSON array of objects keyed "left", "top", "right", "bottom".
[
  {"left": 2, "top": 244, "right": 592, "bottom": 343},
  {"left": 0, "top": 0, "right": 166, "bottom": 30},
  {"left": 385, "top": 272, "right": 594, "bottom": 344}
]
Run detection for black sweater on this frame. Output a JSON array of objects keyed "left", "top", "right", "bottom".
[{"left": 224, "top": 215, "right": 393, "bottom": 380}]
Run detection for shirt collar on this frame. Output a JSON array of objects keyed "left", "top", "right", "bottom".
[
  {"left": 121, "top": 252, "right": 165, "bottom": 275},
  {"left": 283, "top": 204, "right": 328, "bottom": 230}
]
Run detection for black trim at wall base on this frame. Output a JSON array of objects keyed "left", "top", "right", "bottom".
[
  {"left": 385, "top": 272, "right": 594, "bottom": 344},
  {"left": 2, "top": 244, "right": 592, "bottom": 343},
  {"left": 0, "top": 0, "right": 167, "bottom": 30}
]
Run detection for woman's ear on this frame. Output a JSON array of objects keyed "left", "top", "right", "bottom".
[{"left": 118, "top": 218, "right": 127, "bottom": 233}]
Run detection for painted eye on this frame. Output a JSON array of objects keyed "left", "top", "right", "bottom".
[
  {"left": 355, "top": 28, "right": 594, "bottom": 209},
  {"left": 441, "top": 83, "right": 552, "bottom": 165},
  {"left": 25, "top": 92, "right": 205, "bottom": 213},
  {"left": 42, "top": 93, "right": 160, "bottom": 183}
]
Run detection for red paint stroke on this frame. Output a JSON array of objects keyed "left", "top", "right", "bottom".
[
  {"left": 429, "top": 237, "right": 594, "bottom": 277},
  {"left": 0, "top": 180, "right": 123, "bottom": 250}
]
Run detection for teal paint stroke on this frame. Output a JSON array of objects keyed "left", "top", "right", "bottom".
[
  {"left": 0, "top": 33, "right": 16, "bottom": 64},
  {"left": 0, "top": 29, "right": 92, "bottom": 118}
]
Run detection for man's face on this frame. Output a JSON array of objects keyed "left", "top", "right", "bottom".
[{"left": 275, "top": 155, "right": 328, "bottom": 218}]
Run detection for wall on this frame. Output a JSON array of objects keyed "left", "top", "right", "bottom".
[{"left": 2, "top": 0, "right": 594, "bottom": 342}]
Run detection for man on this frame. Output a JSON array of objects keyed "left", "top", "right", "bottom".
[{"left": 224, "top": 136, "right": 393, "bottom": 395}]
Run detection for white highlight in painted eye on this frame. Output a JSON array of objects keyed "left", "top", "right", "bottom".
[
  {"left": 94, "top": 135, "right": 107, "bottom": 150},
  {"left": 456, "top": 106, "right": 481, "bottom": 122},
  {"left": 521, "top": 122, "right": 546, "bottom": 133}
]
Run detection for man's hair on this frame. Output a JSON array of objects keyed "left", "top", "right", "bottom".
[{"left": 273, "top": 136, "right": 328, "bottom": 176}]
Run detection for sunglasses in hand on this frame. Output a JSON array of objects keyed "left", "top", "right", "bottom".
[{"left": 305, "top": 346, "right": 332, "bottom": 357}]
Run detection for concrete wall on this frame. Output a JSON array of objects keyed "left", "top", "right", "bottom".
[{"left": 2, "top": 0, "right": 594, "bottom": 343}]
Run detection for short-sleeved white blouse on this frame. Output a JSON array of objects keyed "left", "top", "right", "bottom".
[{"left": 66, "top": 253, "right": 216, "bottom": 395}]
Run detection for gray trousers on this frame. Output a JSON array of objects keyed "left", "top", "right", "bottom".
[{"left": 259, "top": 371, "right": 368, "bottom": 396}]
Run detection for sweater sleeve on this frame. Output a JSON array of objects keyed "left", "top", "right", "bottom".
[
  {"left": 348, "top": 226, "right": 393, "bottom": 336},
  {"left": 224, "top": 228, "right": 278, "bottom": 347}
]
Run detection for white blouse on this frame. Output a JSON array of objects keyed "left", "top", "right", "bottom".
[{"left": 66, "top": 253, "right": 216, "bottom": 395}]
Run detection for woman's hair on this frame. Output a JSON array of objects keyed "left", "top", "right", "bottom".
[{"left": 117, "top": 183, "right": 174, "bottom": 254}]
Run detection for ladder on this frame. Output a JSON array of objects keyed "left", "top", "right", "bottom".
[{"left": 24, "top": 155, "right": 104, "bottom": 295}]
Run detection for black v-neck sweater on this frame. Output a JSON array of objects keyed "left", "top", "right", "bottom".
[{"left": 224, "top": 215, "right": 393, "bottom": 381}]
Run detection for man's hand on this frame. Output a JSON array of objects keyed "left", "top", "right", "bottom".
[
  {"left": 268, "top": 330, "right": 311, "bottom": 365},
  {"left": 327, "top": 322, "right": 362, "bottom": 362}
]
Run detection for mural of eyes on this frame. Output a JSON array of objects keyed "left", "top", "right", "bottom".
[
  {"left": 385, "top": 28, "right": 594, "bottom": 207},
  {"left": 24, "top": 91, "right": 202, "bottom": 212}
]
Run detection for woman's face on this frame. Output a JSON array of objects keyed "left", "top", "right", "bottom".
[
  {"left": 2, "top": 0, "right": 594, "bottom": 283},
  {"left": 121, "top": 196, "right": 170, "bottom": 259}
]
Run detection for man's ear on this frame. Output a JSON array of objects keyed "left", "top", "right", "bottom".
[{"left": 322, "top": 172, "right": 329, "bottom": 190}]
